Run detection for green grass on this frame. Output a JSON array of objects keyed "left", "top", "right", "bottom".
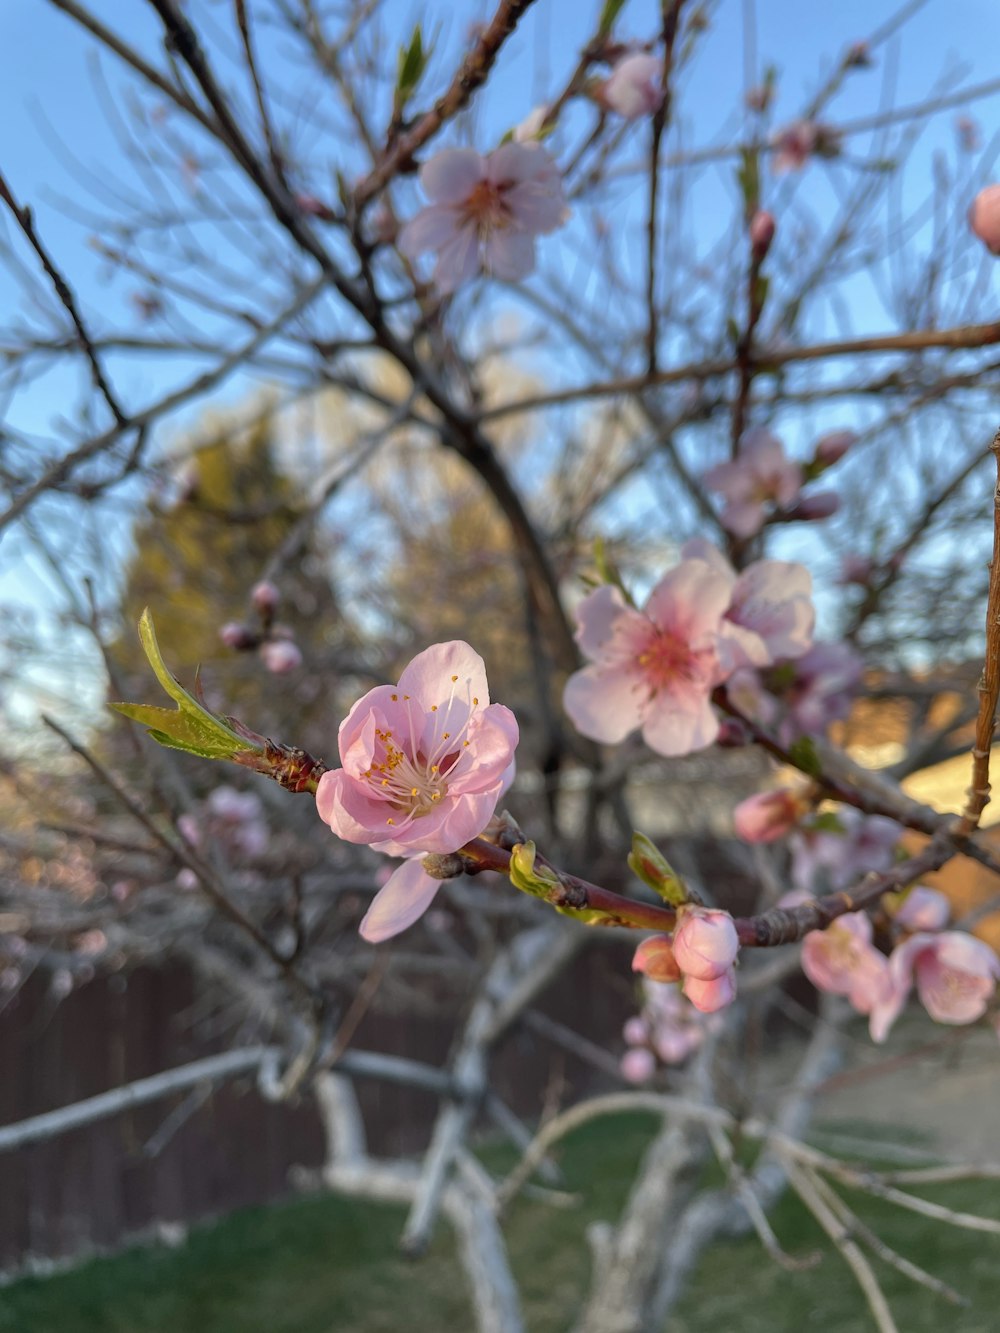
[{"left": 2, "top": 1114, "right": 998, "bottom": 1332}]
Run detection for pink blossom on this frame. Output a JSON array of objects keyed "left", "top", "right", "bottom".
[
  {"left": 683, "top": 968, "right": 737, "bottom": 1013},
  {"left": 801, "top": 912, "right": 890, "bottom": 1015},
  {"left": 749, "top": 209, "right": 776, "bottom": 261},
  {"left": 969, "top": 185, "right": 1000, "bottom": 256},
  {"left": 632, "top": 934, "right": 682, "bottom": 983},
  {"left": 791, "top": 809, "right": 901, "bottom": 894},
  {"left": 681, "top": 539, "right": 815, "bottom": 671},
  {"left": 623, "top": 1016, "right": 649, "bottom": 1046},
  {"left": 812, "top": 430, "right": 856, "bottom": 468},
  {"left": 838, "top": 554, "right": 874, "bottom": 586},
  {"left": 703, "top": 428, "right": 803, "bottom": 538},
  {"left": 672, "top": 906, "right": 740, "bottom": 981},
  {"left": 781, "top": 640, "right": 863, "bottom": 740},
  {"left": 398, "top": 144, "right": 568, "bottom": 293},
  {"left": 870, "top": 931, "right": 1000, "bottom": 1042},
  {"left": 640, "top": 980, "right": 718, "bottom": 1061},
  {"left": 621, "top": 1046, "right": 657, "bottom": 1083},
  {"left": 733, "top": 789, "right": 803, "bottom": 843},
  {"left": 563, "top": 560, "right": 732, "bottom": 756},
  {"left": 601, "top": 54, "right": 663, "bottom": 119},
  {"left": 260, "top": 639, "right": 302, "bottom": 674},
  {"left": 513, "top": 105, "right": 551, "bottom": 143},
  {"left": 359, "top": 857, "right": 445, "bottom": 943},
  {"left": 894, "top": 885, "right": 949, "bottom": 933},
  {"left": 317, "top": 641, "right": 518, "bottom": 861}
]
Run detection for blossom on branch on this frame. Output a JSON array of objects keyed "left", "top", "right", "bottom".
[
  {"left": 703, "top": 428, "right": 803, "bottom": 538},
  {"left": 398, "top": 144, "right": 568, "bottom": 293},
  {"left": 563, "top": 560, "right": 732, "bottom": 756},
  {"left": 970, "top": 185, "right": 1000, "bottom": 256},
  {"left": 315, "top": 642, "right": 518, "bottom": 942},
  {"left": 791, "top": 808, "right": 901, "bottom": 894},
  {"left": 600, "top": 54, "right": 663, "bottom": 119},
  {"left": 871, "top": 931, "right": 1000, "bottom": 1041},
  {"left": 801, "top": 912, "right": 890, "bottom": 1017},
  {"left": 733, "top": 788, "right": 804, "bottom": 843}
]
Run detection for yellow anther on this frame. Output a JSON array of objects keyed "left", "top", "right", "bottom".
[
  {"left": 451, "top": 675, "right": 458, "bottom": 682},
  {"left": 431, "top": 705, "right": 437, "bottom": 712},
  {"left": 472, "top": 697, "right": 479, "bottom": 705},
  {"left": 391, "top": 693, "right": 398, "bottom": 701}
]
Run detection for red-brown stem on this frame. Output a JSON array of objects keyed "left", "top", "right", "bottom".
[{"left": 958, "top": 426, "right": 1000, "bottom": 833}]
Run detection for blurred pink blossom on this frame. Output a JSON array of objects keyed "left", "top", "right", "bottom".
[
  {"left": 969, "top": 185, "right": 1000, "bottom": 255},
  {"left": 398, "top": 144, "right": 568, "bottom": 292},
  {"left": 771, "top": 120, "right": 841, "bottom": 173},
  {"left": 621, "top": 1046, "right": 657, "bottom": 1083},
  {"left": 220, "top": 621, "right": 255, "bottom": 650},
  {"left": 785, "top": 490, "right": 841, "bottom": 523},
  {"left": 703, "top": 428, "right": 803, "bottom": 538},
  {"left": 894, "top": 885, "right": 949, "bottom": 933},
  {"left": 733, "top": 788, "right": 803, "bottom": 843},
  {"left": 563, "top": 560, "right": 732, "bottom": 756},
  {"left": 626, "top": 980, "right": 719, "bottom": 1066},
  {"left": 260, "top": 639, "right": 303, "bottom": 674},
  {"left": 251, "top": 580, "right": 280, "bottom": 615},
  {"left": 781, "top": 640, "right": 864, "bottom": 740},
  {"left": 871, "top": 931, "right": 1000, "bottom": 1042},
  {"left": 801, "top": 911, "right": 890, "bottom": 1015},
  {"left": 672, "top": 906, "right": 740, "bottom": 981},
  {"left": 791, "top": 808, "right": 901, "bottom": 894},
  {"left": 838, "top": 554, "right": 874, "bottom": 586},
  {"left": 601, "top": 53, "right": 663, "bottom": 119},
  {"left": 358, "top": 857, "right": 445, "bottom": 944}
]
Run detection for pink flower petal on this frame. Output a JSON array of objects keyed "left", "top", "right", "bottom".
[
  {"left": 398, "top": 640, "right": 491, "bottom": 707},
  {"left": 398, "top": 204, "right": 462, "bottom": 259},
  {"left": 420, "top": 148, "right": 485, "bottom": 204},
  {"left": 641, "top": 694, "right": 719, "bottom": 756},
  {"left": 484, "top": 229, "right": 536, "bottom": 281},
  {"left": 360, "top": 859, "right": 443, "bottom": 942},
  {"left": 573, "top": 584, "right": 632, "bottom": 659},
  {"left": 563, "top": 664, "right": 645, "bottom": 744},
  {"left": 432, "top": 222, "right": 482, "bottom": 292}
]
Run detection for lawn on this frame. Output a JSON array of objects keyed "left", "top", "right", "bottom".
[{"left": 1, "top": 1113, "right": 998, "bottom": 1332}]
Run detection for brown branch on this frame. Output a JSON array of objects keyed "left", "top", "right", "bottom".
[
  {"left": 645, "top": 0, "right": 687, "bottom": 376},
  {"left": 352, "top": 0, "right": 540, "bottom": 211},
  {"left": 958, "top": 425, "right": 1000, "bottom": 833},
  {"left": 479, "top": 321, "right": 1000, "bottom": 421},
  {"left": 0, "top": 170, "right": 126, "bottom": 426}
]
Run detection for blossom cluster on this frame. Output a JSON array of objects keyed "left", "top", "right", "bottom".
[
  {"left": 563, "top": 536, "right": 815, "bottom": 759},
  {"left": 621, "top": 977, "right": 723, "bottom": 1083},
  {"left": 632, "top": 905, "right": 741, "bottom": 1013}
]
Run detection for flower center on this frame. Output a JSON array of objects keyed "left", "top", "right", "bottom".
[
  {"left": 365, "top": 729, "right": 451, "bottom": 817},
  {"left": 637, "top": 630, "right": 696, "bottom": 694},
  {"left": 463, "top": 179, "right": 512, "bottom": 236}
]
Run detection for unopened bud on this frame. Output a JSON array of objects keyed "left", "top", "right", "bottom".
[
  {"left": 749, "top": 209, "right": 776, "bottom": 261},
  {"left": 812, "top": 429, "right": 856, "bottom": 467},
  {"left": 251, "top": 580, "right": 280, "bottom": 616},
  {"left": 632, "top": 935, "right": 682, "bottom": 983},
  {"left": 970, "top": 185, "right": 1000, "bottom": 256},
  {"left": 260, "top": 639, "right": 303, "bottom": 674},
  {"left": 219, "top": 621, "right": 256, "bottom": 651},
  {"left": 716, "top": 718, "right": 751, "bottom": 747},
  {"left": 787, "top": 490, "right": 840, "bottom": 522}
]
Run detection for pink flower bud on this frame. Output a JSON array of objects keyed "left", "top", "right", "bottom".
[
  {"left": 632, "top": 934, "right": 682, "bottom": 983},
  {"left": 715, "top": 718, "right": 752, "bottom": 748},
  {"left": 672, "top": 907, "right": 740, "bottom": 981},
  {"left": 177, "top": 814, "right": 201, "bottom": 847},
  {"left": 621, "top": 1046, "right": 657, "bottom": 1083},
  {"left": 733, "top": 789, "right": 803, "bottom": 844},
  {"left": 623, "top": 1016, "right": 649, "bottom": 1046},
  {"left": 894, "top": 886, "right": 950, "bottom": 933},
  {"left": 749, "top": 210, "right": 776, "bottom": 261},
  {"left": 682, "top": 968, "right": 737, "bottom": 1013},
  {"left": 969, "top": 185, "right": 1000, "bottom": 255},
  {"left": 250, "top": 580, "right": 280, "bottom": 615},
  {"left": 812, "top": 429, "right": 856, "bottom": 467},
  {"left": 786, "top": 491, "right": 840, "bottom": 522},
  {"left": 601, "top": 53, "right": 663, "bottom": 119},
  {"left": 219, "top": 621, "right": 256, "bottom": 650},
  {"left": 260, "top": 639, "right": 303, "bottom": 674}
]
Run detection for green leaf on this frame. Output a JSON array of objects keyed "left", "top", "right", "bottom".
[
  {"left": 509, "top": 841, "right": 561, "bottom": 899},
  {"left": 396, "top": 24, "right": 428, "bottom": 105},
  {"left": 627, "top": 831, "right": 688, "bottom": 906},
  {"left": 788, "top": 735, "right": 822, "bottom": 779},
  {"left": 111, "top": 609, "right": 264, "bottom": 763},
  {"left": 598, "top": 0, "right": 628, "bottom": 36}
]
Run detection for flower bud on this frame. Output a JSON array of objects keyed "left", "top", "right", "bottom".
[
  {"left": 786, "top": 490, "right": 841, "bottom": 522},
  {"left": 682, "top": 969, "right": 737, "bottom": 1013},
  {"left": 600, "top": 53, "right": 663, "bottom": 119},
  {"left": 219, "top": 621, "right": 256, "bottom": 651},
  {"left": 749, "top": 210, "right": 776, "bottom": 261},
  {"left": 632, "top": 934, "right": 682, "bottom": 983},
  {"left": 672, "top": 907, "right": 739, "bottom": 981},
  {"left": 812, "top": 429, "right": 856, "bottom": 467},
  {"left": 621, "top": 1047, "right": 657, "bottom": 1083},
  {"left": 250, "top": 580, "right": 280, "bottom": 616},
  {"left": 260, "top": 639, "right": 303, "bottom": 674},
  {"left": 970, "top": 185, "right": 1000, "bottom": 255},
  {"left": 892, "top": 885, "right": 950, "bottom": 933},
  {"left": 733, "top": 789, "right": 803, "bottom": 844}
]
